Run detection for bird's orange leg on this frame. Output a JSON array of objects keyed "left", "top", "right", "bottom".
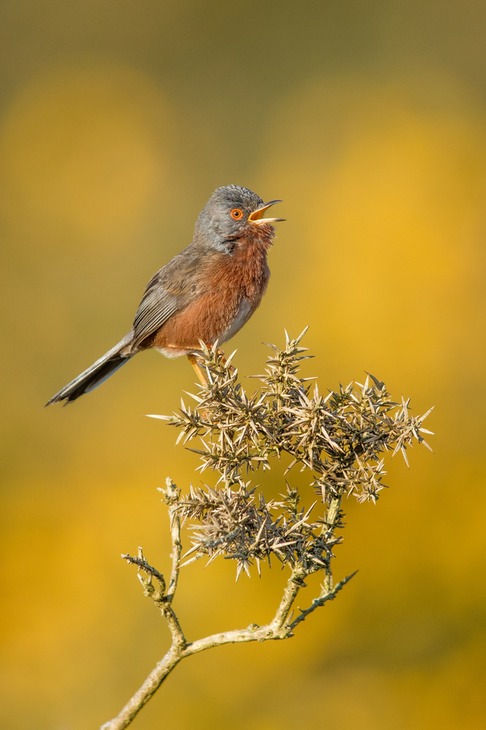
[{"left": 187, "top": 353, "right": 208, "bottom": 386}]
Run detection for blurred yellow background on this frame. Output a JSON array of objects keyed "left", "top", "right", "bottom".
[{"left": 1, "top": 1, "right": 485, "bottom": 728}]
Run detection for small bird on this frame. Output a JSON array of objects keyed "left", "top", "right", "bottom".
[{"left": 46, "top": 185, "right": 284, "bottom": 405}]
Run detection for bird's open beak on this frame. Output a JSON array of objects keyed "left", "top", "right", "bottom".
[{"left": 248, "top": 200, "right": 285, "bottom": 225}]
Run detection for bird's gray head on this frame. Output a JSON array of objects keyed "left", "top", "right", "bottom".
[{"left": 193, "top": 184, "right": 284, "bottom": 252}]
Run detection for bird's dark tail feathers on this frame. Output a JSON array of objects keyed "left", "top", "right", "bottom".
[{"left": 45, "top": 334, "right": 134, "bottom": 406}]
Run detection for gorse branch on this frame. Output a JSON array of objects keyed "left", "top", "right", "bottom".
[
  {"left": 101, "top": 331, "right": 432, "bottom": 730},
  {"left": 164, "top": 332, "right": 431, "bottom": 574}
]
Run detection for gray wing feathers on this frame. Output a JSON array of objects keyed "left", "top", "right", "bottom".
[
  {"left": 131, "top": 286, "right": 179, "bottom": 349},
  {"left": 130, "top": 250, "right": 201, "bottom": 348}
]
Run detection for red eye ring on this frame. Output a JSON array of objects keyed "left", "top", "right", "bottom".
[{"left": 230, "top": 208, "right": 244, "bottom": 220}]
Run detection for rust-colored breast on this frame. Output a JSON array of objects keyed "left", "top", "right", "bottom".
[{"left": 150, "top": 237, "right": 270, "bottom": 356}]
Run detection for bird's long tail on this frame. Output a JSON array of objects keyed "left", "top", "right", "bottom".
[{"left": 45, "top": 334, "right": 134, "bottom": 405}]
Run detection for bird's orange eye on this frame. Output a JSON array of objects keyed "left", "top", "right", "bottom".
[{"left": 230, "top": 208, "right": 244, "bottom": 220}]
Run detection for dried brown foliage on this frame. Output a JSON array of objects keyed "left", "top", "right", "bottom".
[
  {"left": 103, "top": 332, "right": 432, "bottom": 730},
  {"left": 162, "top": 331, "right": 432, "bottom": 579}
]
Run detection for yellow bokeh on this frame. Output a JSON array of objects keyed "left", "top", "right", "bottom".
[
  {"left": 0, "top": 63, "right": 171, "bottom": 242},
  {"left": 1, "top": 3, "right": 486, "bottom": 729}
]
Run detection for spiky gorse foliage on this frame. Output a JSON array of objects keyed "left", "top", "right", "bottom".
[
  {"left": 158, "top": 332, "right": 432, "bottom": 579},
  {"left": 108, "top": 333, "right": 432, "bottom": 730}
]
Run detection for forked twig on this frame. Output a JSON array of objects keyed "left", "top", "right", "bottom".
[{"left": 99, "top": 334, "right": 432, "bottom": 729}]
